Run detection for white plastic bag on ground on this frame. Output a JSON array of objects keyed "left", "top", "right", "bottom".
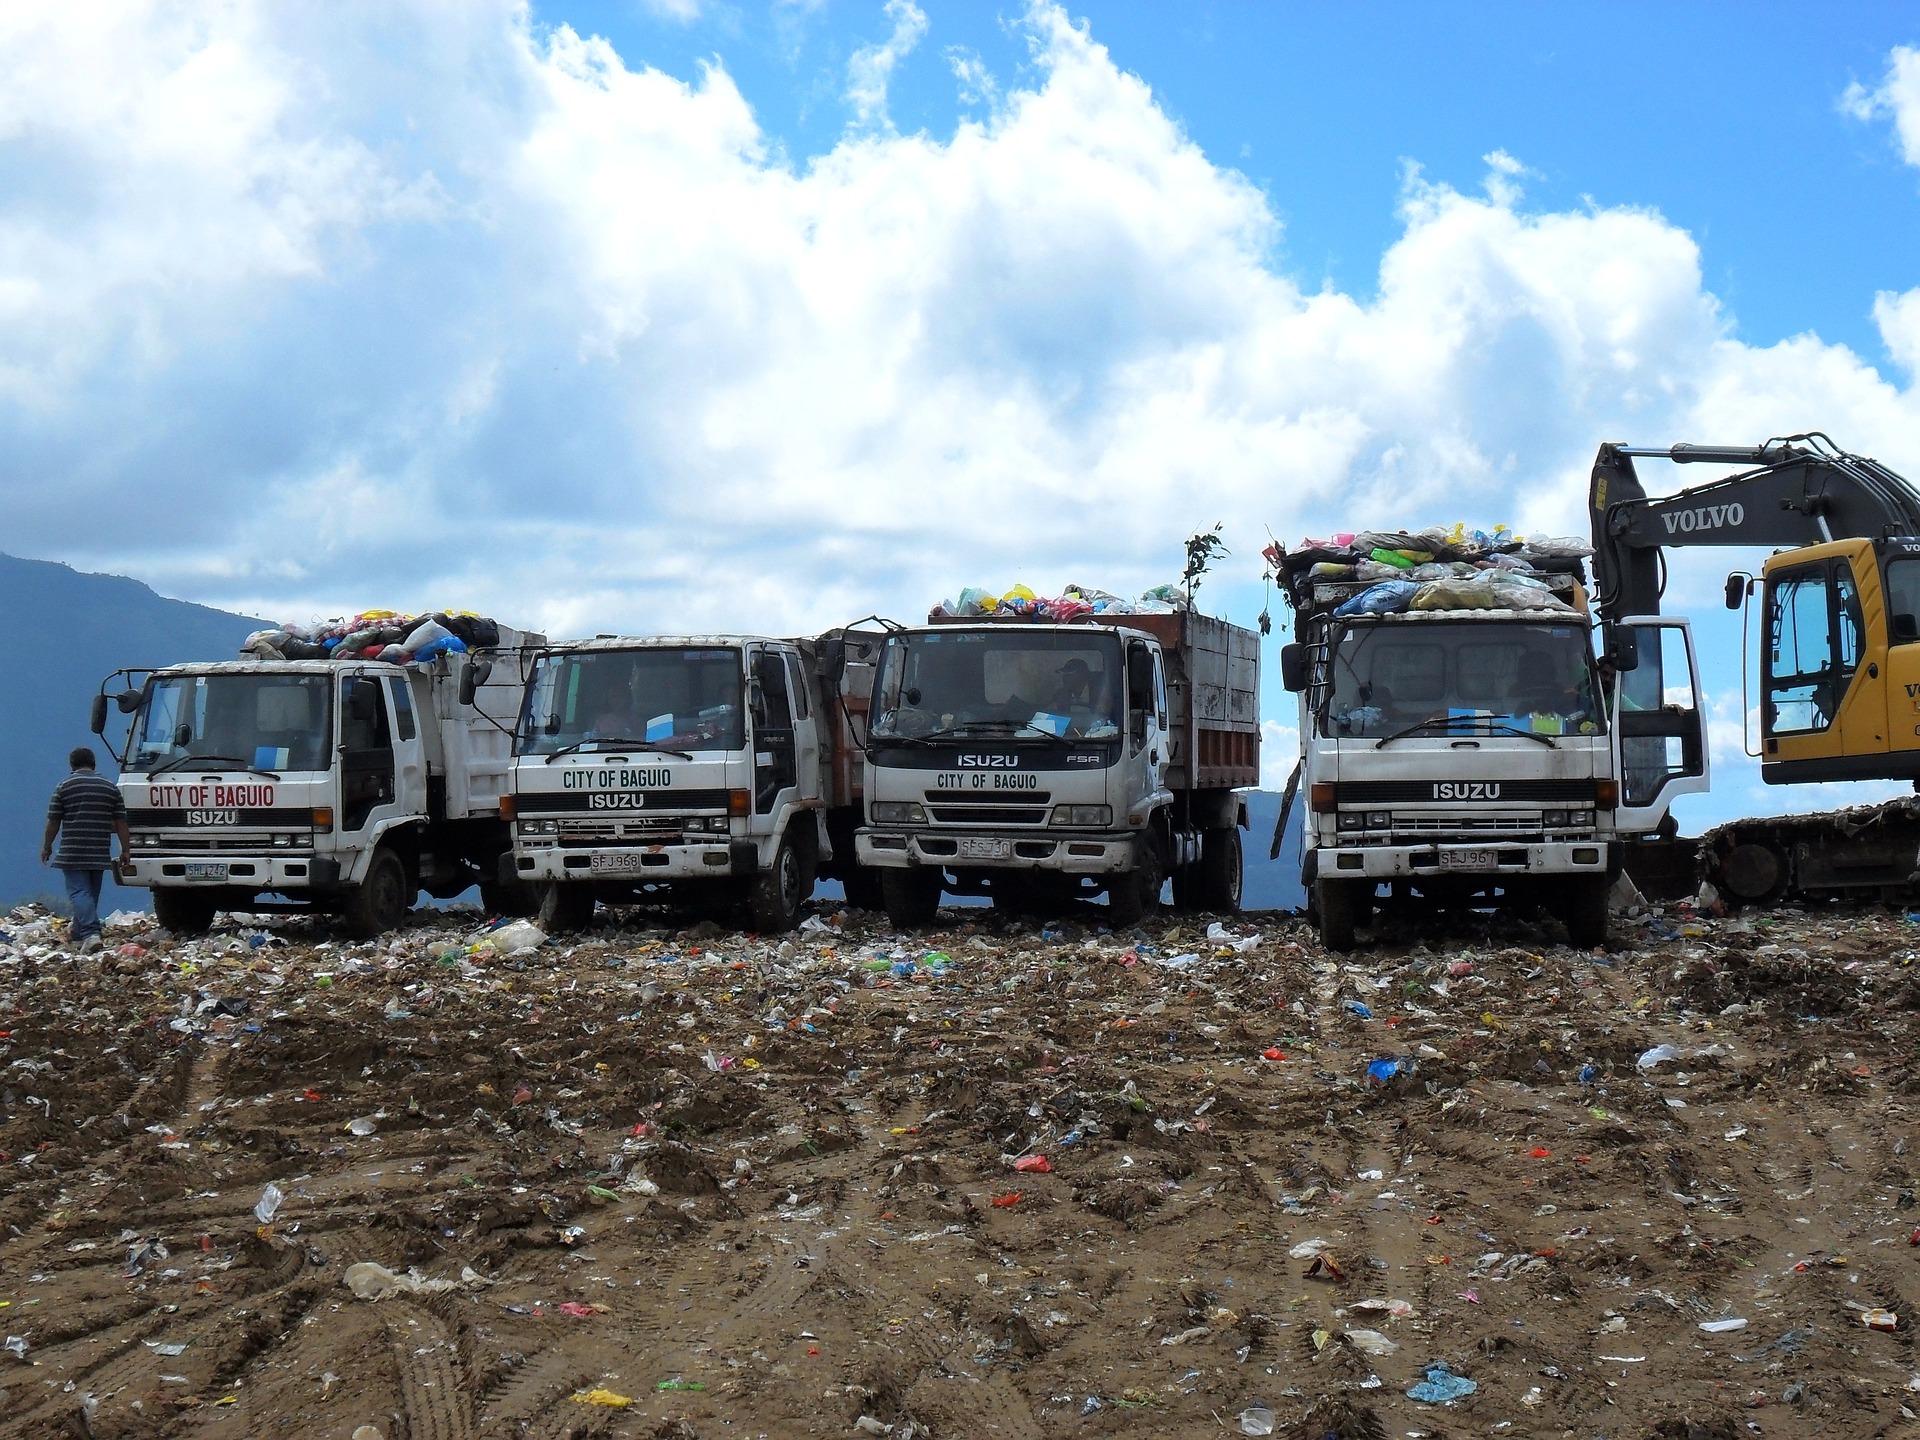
[{"left": 483, "top": 920, "right": 546, "bottom": 955}]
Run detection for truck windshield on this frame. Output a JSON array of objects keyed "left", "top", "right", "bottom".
[
  {"left": 871, "top": 629, "right": 1122, "bottom": 740},
  {"left": 519, "top": 647, "right": 744, "bottom": 754},
  {"left": 129, "top": 673, "right": 334, "bottom": 773},
  {"left": 1325, "top": 621, "right": 1603, "bottom": 739}
]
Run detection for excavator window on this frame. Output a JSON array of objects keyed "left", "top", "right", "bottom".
[
  {"left": 1765, "top": 561, "right": 1861, "bottom": 735},
  {"left": 1885, "top": 557, "right": 1920, "bottom": 643}
]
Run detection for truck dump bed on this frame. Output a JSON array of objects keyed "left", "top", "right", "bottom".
[{"left": 923, "top": 610, "right": 1260, "bottom": 792}]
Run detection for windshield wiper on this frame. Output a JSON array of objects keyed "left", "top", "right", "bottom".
[
  {"left": 1373, "top": 717, "right": 1557, "bottom": 749},
  {"left": 146, "top": 753, "right": 284, "bottom": 778},
  {"left": 542, "top": 737, "right": 696, "bottom": 763}
]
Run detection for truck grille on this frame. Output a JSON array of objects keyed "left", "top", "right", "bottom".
[
  {"left": 555, "top": 818, "right": 684, "bottom": 841},
  {"left": 1337, "top": 780, "right": 1597, "bottom": 804},
  {"left": 135, "top": 832, "right": 305, "bottom": 852},
  {"left": 1390, "top": 815, "right": 1543, "bottom": 834},
  {"left": 926, "top": 805, "right": 1050, "bottom": 826}
]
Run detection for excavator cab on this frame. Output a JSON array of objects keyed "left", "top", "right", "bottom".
[{"left": 1751, "top": 537, "right": 1920, "bottom": 783}]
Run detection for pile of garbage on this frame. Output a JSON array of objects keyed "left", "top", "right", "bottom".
[
  {"left": 929, "top": 582, "right": 1186, "bottom": 622},
  {"left": 241, "top": 609, "right": 503, "bottom": 666},
  {"left": 1263, "top": 524, "right": 1594, "bottom": 621}
]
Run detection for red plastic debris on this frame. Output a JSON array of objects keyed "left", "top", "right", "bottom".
[
  {"left": 991, "top": 1193, "right": 1023, "bottom": 1208},
  {"left": 1012, "top": 1156, "right": 1051, "bottom": 1174}
]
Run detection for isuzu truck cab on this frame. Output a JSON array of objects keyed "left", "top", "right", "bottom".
[
  {"left": 503, "top": 633, "right": 875, "bottom": 933},
  {"left": 855, "top": 610, "right": 1259, "bottom": 928}
]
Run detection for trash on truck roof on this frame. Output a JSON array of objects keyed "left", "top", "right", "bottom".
[
  {"left": 1263, "top": 524, "right": 1594, "bottom": 623},
  {"left": 928, "top": 582, "right": 1186, "bottom": 622},
  {"left": 241, "top": 610, "right": 513, "bottom": 666}
]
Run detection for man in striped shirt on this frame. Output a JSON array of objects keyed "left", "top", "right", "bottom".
[{"left": 40, "top": 747, "right": 130, "bottom": 952}]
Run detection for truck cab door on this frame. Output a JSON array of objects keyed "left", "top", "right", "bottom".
[
  {"left": 1609, "top": 617, "right": 1709, "bottom": 832},
  {"left": 385, "top": 675, "right": 429, "bottom": 815},
  {"left": 750, "top": 648, "right": 799, "bottom": 818},
  {"left": 784, "top": 651, "right": 823, "bottom": 805},
  {"left": 1126, "top": 639, "right": 1165, "bottom": 802},
  {"left": 339, "top": 674, "right": 398, "bottom": 835}
]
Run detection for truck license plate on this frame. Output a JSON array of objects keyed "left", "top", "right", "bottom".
[
  {"left": 183, "top": 862, "right": 228, "bottom": 881},
  {"left": 590, "top": 852, "right": 646, "bottom": 874},
  {"left": 1439, "top": 849, "right": 1496, "bottom": 871},
  {"left": 960, "top": 838, "right": 1011, "bottom": 860}
]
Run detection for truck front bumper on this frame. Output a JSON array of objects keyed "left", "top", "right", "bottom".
[
  {"left": 856, "top": 829, "right": 1137, "bottom": 874},
  {"left": 512, "top": 842, "right": 750, "bottom": 883},
  {"left": 121, "top": 854, "right": 334, "bottom": 891},
  {"left": 1316, "top": 839, "right": 1610, "bottom": 880}
]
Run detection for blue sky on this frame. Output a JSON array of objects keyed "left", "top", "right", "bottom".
[
  {"left": 4, "top": 2, "right": 1920, "bottom": 828},
  {"left": 545, "top": 0, "right": 1920, "bottom": 358}
]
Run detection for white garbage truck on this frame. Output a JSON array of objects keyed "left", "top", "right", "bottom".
[
  {"left": 94, "top": 626, "right": 542, "bottom": 937},
  {"left": 854, "top": 607, "right": 1261, "bottom": 928},
  {"left": 501, "top": 630, "right": 884, "bottom": 933},
  {"left": 1274, "top": 551, "right": 1706, "bottom": 950}
]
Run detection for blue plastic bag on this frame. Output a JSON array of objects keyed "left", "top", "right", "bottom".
[{"left": 1332, "top": 580, "right": 1419, "bottom": 618}]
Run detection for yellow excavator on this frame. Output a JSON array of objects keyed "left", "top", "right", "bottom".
[{"left": 1591, "top": 433, "right": 1920, "bottom": 902}]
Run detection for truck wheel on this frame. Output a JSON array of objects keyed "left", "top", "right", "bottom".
[
  {"left": 481, "top": 876, "right": 537, "bottom": 918},
  {"left": 881, "top": 868, "right": 942, "bottom": 930},
  {"left": 748, "top": 837, "right": 805, "bottom": 933},
  {"left": 1316, "top": 877, "right": 1363, "bottom": 952},
  {"left": 1107, "top": 839, "right": 1164, "bottom": 927},
  {"left": 842, "top": 868, "right": 885, "bottom": 912},
  {"left": 1199, "top": 827, "right": 1242, "bottom": 912},
  {"left": 154, "top": 888, "right": 218, "bottom": 937},
  {"left": 343, "top": 848, "right": 411, "bottom": 939},
  {"left": 535, "top": 882, "right": 596, "bottom": 935},
  {"left": 1562, "top": 874, "right": 1610, "bottom": 949}
]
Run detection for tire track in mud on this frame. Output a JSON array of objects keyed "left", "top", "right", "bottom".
[{"left": 386, "top": 1301, "right": 477, "bottom": 1440}]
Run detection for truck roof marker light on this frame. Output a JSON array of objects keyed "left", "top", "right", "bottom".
[
  {"left": 311, "top": 806, "right": 334, "bottom": 832},
  {"left": 1594, "top": 779, "right": 1618, "bottom": 809},
  {"left": 1309, "top": 782, "right": 1336, "bottom": 813},
  {"left": 729, "top": 789, "right": 751, "bottom": 817}
]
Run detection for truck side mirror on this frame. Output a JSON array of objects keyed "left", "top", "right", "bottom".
[
  {"left": 89, "top": 694, "right": 108, "bottom": 736},
  {"left": 457, "top": 658, "right": 493, "bottom": 707},
  {"left": 116, "top": 689, "right": 142, "bottom": 714},
  {"left": 1723, "top": 572, "right": 1750, "bottom": 610},
  {"left": 1280, "top": 644, "right": 1309, "bottom": 693}
]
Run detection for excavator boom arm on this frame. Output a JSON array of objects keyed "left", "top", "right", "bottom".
[{"left": 1589, "top": 435, "right": 1920, "bottom": 635}]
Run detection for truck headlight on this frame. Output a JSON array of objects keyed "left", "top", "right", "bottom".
[
  {"left": 1543, "top": 809, "right": 1568, "bottom": 827},
  {"left": 134, "top": 833, "right": 162, "bottom": 849},
  {"left": 1050, "top": 804, "right": 1112, "bottom": 826},
  {"left": 686, "top": 816, "right": 728, "bottom": 833},
  {"left": 518, "top": 819, "right": 559, "bottom": 836},
  {"left": 1572, "top": 810, "right": 1594, "bottom": 828},
  {"left": 870, "top": 802, "right": 925, "bottom": 824},
  {"left": 1365, "top": 811, "right": 1391, "bottom": 829},
  {"left": 1337, "top": 813, "right": 1364, "bottom": 832}
]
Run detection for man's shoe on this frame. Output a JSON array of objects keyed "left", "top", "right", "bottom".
[{"left": 78, "top": 935, "right": 103, "bottom": 954}]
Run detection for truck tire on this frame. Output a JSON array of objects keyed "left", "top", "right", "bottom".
[
  {"left": 881, "top": 868, "right": 942, "bottom": 930},
  {"left": 1107, "top": 838, "right": 1164, "bottom": 927},
  {"left": 1199, "top": 827, "right": 1242, "bottom": 912},
  {"left": 842, "top": 868, "right": 885, "bottom": 912},
  {"left": 1562, "top": 874, "right": 1610, "bottom": 949},
  {"left": 1316, "top": 877, "right": 1363, "bottom": 952},
  {"left": 154, "top": 888, "right": 218, "bottom": 937},
  {"left": 343, "top": 847, "right": 411, "bottom": 939},
  {"left": 535, "top": 882, "right": 595, "bottom": 935},
  {"left": 747, "top": 837, "right": 805, "bottom": 934},
  {"left": 481, "top": 876, "right": 537, "bottom": 918}
]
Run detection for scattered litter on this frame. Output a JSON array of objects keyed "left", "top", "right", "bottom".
[
  {"left": 1406, "top": 1362, "right": 1477, "bottom": 1403},
  {"left": 342, "top": 1262, "right": 460, "bottom": 1301}
]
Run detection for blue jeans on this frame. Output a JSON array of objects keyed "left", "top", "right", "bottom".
[{"left": 62, "top": 869, "right": 105, "bottom": 941}]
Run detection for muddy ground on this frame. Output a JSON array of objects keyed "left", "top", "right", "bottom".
[{"left": 1, "top": 893, "right": 1919, "bottom": 1440}]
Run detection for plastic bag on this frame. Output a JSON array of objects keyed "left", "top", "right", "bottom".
[
  {"left": 955, "top": 587, "right": 997, "bottom": 617},
  {"left": 402, "top": 619, "right": 451, "bottom": 652},
  {"left": 412, "top": 635, "right": 468, "bottom": 663},
  {"left": 1333, "top": 580, "right": 1419, "bottom": 617},
  {"left": 1525, "top": 535, "right": 1594, "bottom": 558}
]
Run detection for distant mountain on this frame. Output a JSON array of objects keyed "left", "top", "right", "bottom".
[
  {"left": 1243, "top": 787, "right": 1305, "bottom": 912},
  {"left": 0, "top": 553, "right": 264, "bottom": 908}
]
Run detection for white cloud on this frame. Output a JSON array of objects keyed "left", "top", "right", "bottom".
[
  {"left": 947, "top": 45, "right": 998, "bottom": 108},
  {"left": 4, "top": 6, "right": 1920, "bottom": 844},
  {"left": 845, "top": 0, "right": 928, "bottom": 132},
  {"left": 1843, "top": 44, "right": 1920, "bottom": 167},
  {"left": 637, "top": 0, "right": 704, "bottom": 22}
]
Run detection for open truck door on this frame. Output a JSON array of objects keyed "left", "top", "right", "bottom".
[{"left": 1609, "top": 617, "right": 1709, "bottom": 833}]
